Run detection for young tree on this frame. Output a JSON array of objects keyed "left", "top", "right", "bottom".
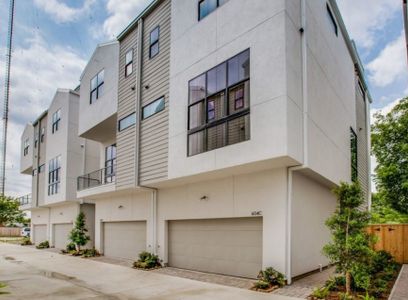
[
  {"left": 69, "top": 212, "right": 90, "bottom": 251},
  {"left": 0, "top": 196, "right": 25, "bottom": 227},
  {"left": 323, "top": 182, "right": 373, "bottom": 295},
  {"left": 372, "top": 97, "right": 408, "bottom": 213}
]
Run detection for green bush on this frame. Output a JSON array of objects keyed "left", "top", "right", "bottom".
[
  {"left": 254, "top": 267, "right": 285, "bottom": 290},
  {"left": 133, "top": 251, "right": 161, "bottom": 269},
  {"left": 82, "top": 248, "right": 100, "bottom": 258},
  {"left": 66, "top": 242, "right": 76, "bottom": 252},
  {"left": 311, "top": 286, "right": 330, "bottom": 299},
  {"left": 36, "top": 240, "right": 49, "bottom": 249},
  {"left": 20, "top": 237, "right": 33, "bottom": 246}
]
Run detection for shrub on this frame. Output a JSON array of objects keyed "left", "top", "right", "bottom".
[
  {"left": 36, "top": 240, "right": 49, "bottom": 249},
  {"left": 311, "top": 286, "right": 330, "bottom": 299},
  {"left": 20, "top": 237, "right": 33, "bottom": 246},
  {"left": 254, "top": 267, "right": 285, "bottom": 290},
  {"left": 68, "top": 212, "right": 90, "bottom": 251},
  {"left": 66, "top": 242, "right": 76, "bottom": 252},
  {"left": 82, "top": 248, "right": 100, "bottom": 258},
  {"left": 133, "top": 251, "right": 161, "bottom": 269}
]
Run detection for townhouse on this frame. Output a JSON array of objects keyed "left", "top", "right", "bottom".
[{"left": 20, "top": 0, "right": 371, "bottom": 282}]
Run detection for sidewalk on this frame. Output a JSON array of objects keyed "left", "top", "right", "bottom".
[{"left": 390, "top": 265, "right": 408, "bottom": 300}]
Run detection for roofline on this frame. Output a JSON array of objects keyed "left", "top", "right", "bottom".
[
  {"left": 32, "top": 110, "right": 48, "bottom": 126},
  {"left": 79, "top": 40, "right": 119, "bottom": 80},
  {"left": 329, "top": 0, "right": 373, "bottom": 103},
  {"left": 117, "top": 0, "right": 161, "bottom": 41}
]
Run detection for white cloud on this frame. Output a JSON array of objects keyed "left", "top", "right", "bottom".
[
  {"left": 337, "top": 0, "right": 400, "bottom": 49},
  {"left": 0, "top": 32, "right": 86, "bottom": 197},
  {"left": 102, "top": 0, "right": 151, "bottom": 38},
  {"left": 33, "top": 0, "right": 96, "bottom": 23},
  {"left": 366, "top": 32, "right": 407, "bottom": 88}
]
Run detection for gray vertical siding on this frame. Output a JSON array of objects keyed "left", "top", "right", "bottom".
[
  {"left": 139, "top": 0, "right": 170, "bottom": 184},
  {"left": 116, "top": 27, "right": 139, "bottom": 189},
  {"left": 355, "top": 80, "right": 369, "bottom": 206},
  {"left": 32, "top": 115, "right": 47, "bottom": 207}
]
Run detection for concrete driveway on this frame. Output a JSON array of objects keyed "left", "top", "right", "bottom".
[{"left": 0, "top": 243, "right": 300, "bottom": 300}]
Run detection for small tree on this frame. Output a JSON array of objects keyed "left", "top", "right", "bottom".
[
  {"left": 0, "top": 196, "right": 25, "bottom": 227},
  {"left": 323, "top": 182, "right": 373, "bottom": 295},
  {"left": 68, "top": 212, "right": 90, "bottom": 251}
]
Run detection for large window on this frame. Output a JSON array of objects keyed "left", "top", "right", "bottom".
[
  {"left": 105, "top": 144, "right": 116, "bottom": 183},
  {"left": 326, "top": 3, "right": 338, "bottom": 36},
  {"left": 350, "top": 128, "right": 358, "bottom": 182},
  {"left": 125, "top": 49, "right": 133, "bottom": 77},
  {"left": 142, "top": 96, "right": 165, "bottom": 119},
  {"left": 149, "top": 26, "right": 160, "bottom": 59},
  {"left": 23, "top": 138, "right": 29, "bottom": 156},
  {"left": 48, "top": 155, "right": 61, "bottom": 195},
  {"left": 90, "top": 69, "right": 104, "bottom": 104},
  {"left": 52, "top": 109, "right": 61, "bottom": 134},
  {"left": 40, "top": 127, "right": 45, "bottom": 142},
  {"left": 199, "top": 0, "right": 228, "bottom": 20},
  {"left": 118, "top": 113, "right": 136, "bottom": 131},
  {"left": 188, "top": 49, "right": 250, "bottom": 156}
]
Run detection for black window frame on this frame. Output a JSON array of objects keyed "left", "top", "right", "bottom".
[
  {"left": 40, "top": 127, "right": 45, "bottom": 143},
  {"left": 52, "top": 109, "right": 61, "bottom": 134},
  {"left": 326, "top": 3, "right": 338, "bottom": 36},
  {"left": 149, "top": 26, "right": 160, "bottom": 59},
  {"left": 142, "top": 96, "right": 165, "bottom": 120},
  {"left": 105, "top": 144, "right": 116, "bottom": 183},
  {"left": 198, "top": 0, "right": 228, "bottom": 21},
  {"left": 187, "top": 49, "right": 250, "bottom": 156},
  {"left": 38, "top": 164, "right": 45, "bottom": 173},
  {"left": 350, "top": 127, "right": 358, "bottom": 182},
  {"left": 125, "top": 49, "right": 133, "bottom": 77},
  {"left": 23, "top": 138, "right": 30, "bottom": 156},
  {"left": 90, "top": 69, "right": 105, "bottom": 104},
  {"left": 48, "top": 155, "right": 61, "bottom": 196},
  {"left": 118, "top": 113, "right": 136, "bottom": 132}
]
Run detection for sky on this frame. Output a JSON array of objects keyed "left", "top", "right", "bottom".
[{"left": 0, "top": 0, "right": 407, "bottom": 197}]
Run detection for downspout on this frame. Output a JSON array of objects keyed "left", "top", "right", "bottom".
[
  {"left": 365, "top": 93, "right": 372, "bottom": 210},
  {"left": 134, "top": 17, "right": 158, "bottom": 255},
  {"left": 286, "top": 0, "right": 308, "bottom": 285}
]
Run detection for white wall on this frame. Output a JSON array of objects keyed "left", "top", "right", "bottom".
[
  {"left": 291, "top": 172, "right": 336, "bottom": 277},
  {"left": 168, "top": 0, "right": 303, "bottom": 181},
  {"left": 20, "top": 124, "right": 34, "bottom": 174},
  {"left": 158, "top": 168, "right": 288, "bottom": 274}
]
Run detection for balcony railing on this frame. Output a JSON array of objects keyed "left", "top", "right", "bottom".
[
  {"left": 77, "top": 165, "right": 116, "bottom": 191},
  {"left": 18, "top": 194, "right": 32, "bottom": 206}
]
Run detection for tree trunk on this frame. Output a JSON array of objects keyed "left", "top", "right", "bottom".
[{"left": 346, "top": 271, "right": 351, "bottom": 295}]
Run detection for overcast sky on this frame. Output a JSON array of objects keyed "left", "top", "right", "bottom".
[{"left": 0, "top": 0, "right": 407, "bottom": 197}]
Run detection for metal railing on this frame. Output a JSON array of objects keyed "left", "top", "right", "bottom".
[
  {"left": 17, "top": 194, "right": 31, "bottom": 206},
  {"left": 77, "top": 165, "right": 116, "bottom": 191}
]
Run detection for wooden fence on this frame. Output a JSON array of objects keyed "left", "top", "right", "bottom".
[
  {"left": 0, "top": 227, "right": 21, "bottom": 237},
  {"left": 367, "top": 224, "right": 408, "bottom": 264}
]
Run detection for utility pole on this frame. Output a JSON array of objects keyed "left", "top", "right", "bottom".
[{"left": 0, "top": 0, "right": 16, "bottom": 195}]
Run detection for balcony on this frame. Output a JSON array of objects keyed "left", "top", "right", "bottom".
[
  {"left": 77, "top": 165, "right": 116, "bottom": 198},
  {"left": 18, "top": 194, "right": 32, "bottom": 210}
]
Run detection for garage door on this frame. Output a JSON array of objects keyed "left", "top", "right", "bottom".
[
  {"left": 103, "top": 221, "right": 146, "bottom": 260},
  {"left": 33, "top": 224, "right": 47, "bottom": 245},
  {"left": 54, "top": 223, "right": 73, "bottom": 249},
  {"left": 168, "top": 217, "right": 262, "bottom": 278}
]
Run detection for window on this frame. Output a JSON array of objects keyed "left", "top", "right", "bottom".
[
  {"left": 32, "top": 169, "right": 37, "bottom": 176},
  {"left": 326, "top": 3, "right": 338, "bottom": 36},
  {"left": 34, "top": 131, "right": 38, "bottom": 148},
  {"left": 118, "top": 113, "right": 136, "bottom": 131},
  {"left": 48, "top": 155, "right": 61, "bottom": 195},
  {"left": 40, "top": 127, "right": 45, "bottom": 143},
  {"left": 188, "top": 49, "right": 250, "bottom": 156},
  {"left": 105, "top": 144, "right": 116, "bottom": 183},
  {"left": 90, "top": 69, "right": 104, "bottom": 104},
  {"left": 350, "top": 128, "right": 358, "bottom": 182},
  {"left": 198, "top": 0, "right": 228, "bottom": 20},
  {"left": 142, "top": 97, "right": 165, "bottom": 119},
  {"left": 23, "top": 138, "right": 29, "bottom": 156},
  {"left": 149, "top": 26, "right": 160, "bottom": 59},
  {"left": 52, "top": 109, "right": 61, "bottom": 134},
  {"left": 38, "top": 164, "right": 45, "bottom": 173},
  {"left": 125, "top": 49, "right": 133, "bottom": 77}
]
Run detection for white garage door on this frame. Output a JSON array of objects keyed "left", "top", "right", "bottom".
[
  {"left": 33, "top": 224, "right": 47, "bottom": 245},
  {"left": 54, "top": 223, "right": 73, "bottom": 249},
  {"left": 103, "top": 221, "right": 146, "bottom": 260},
  {"left": 168, "top": 217, "right": 262, "bottom": 278}
]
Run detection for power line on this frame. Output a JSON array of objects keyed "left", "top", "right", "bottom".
[{"left": 0, "top": 0, "right": 16, "bottom": 195}]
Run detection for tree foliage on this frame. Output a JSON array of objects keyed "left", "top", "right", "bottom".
[
  {"left": 370, "top": 192, "right": 408, "bottom": 224},
  {"left": 323, "top": 182, "right": 374, "bottom": 295},
  {"left": 68, "top": 212, "right": 90, "bottom": 251},
  {"left": 0, "top": 196, "right": 25, "bottom": 227},
  {"left": 371, "top": 97, "right": 408, "bottom": 213}
]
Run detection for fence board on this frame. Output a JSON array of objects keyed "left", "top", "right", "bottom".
[
  {"left": 368, "top": 224, "right": 408, "bottom": 264},
  {"left": 0, "top": 227, "right": 21, "bottom": 237}
]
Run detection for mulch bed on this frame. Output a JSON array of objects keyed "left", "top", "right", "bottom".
[{"left": 250, "top": 285, "right": 280, "bottom": 293}]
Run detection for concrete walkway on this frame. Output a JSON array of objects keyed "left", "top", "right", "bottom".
[
  {"left": 0, "top": 243, "right": 300, "bottom": 300},
  {"left": 390, "top": 265, "right": 408, "bottom": 300}
]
